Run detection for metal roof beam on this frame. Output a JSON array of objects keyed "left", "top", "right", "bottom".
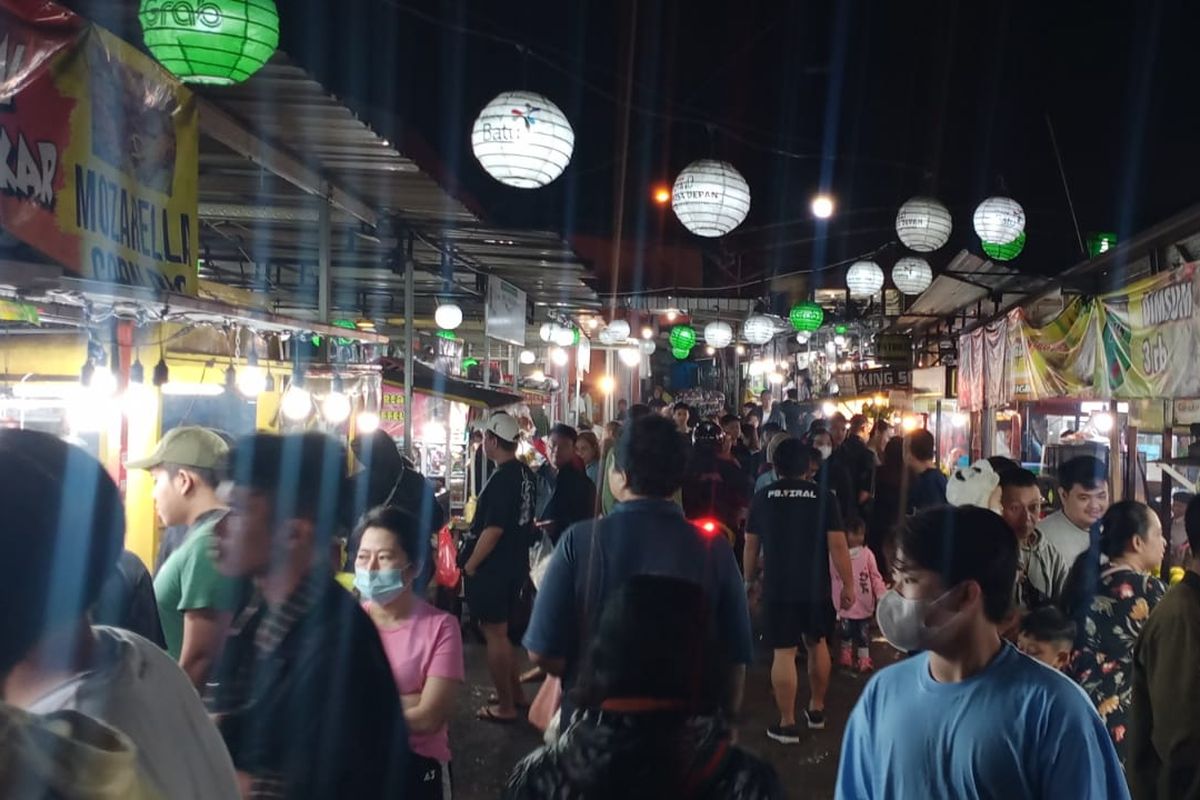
[{"left": 197, "top": 97, "right": 379, "bottom": 227}]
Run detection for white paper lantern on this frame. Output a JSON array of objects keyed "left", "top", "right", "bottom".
[
  {"left": 539, "top": 323, "right": 553, "bottom": 342},
  {"left": 471, "top": 91, "right": 574, "bottom": 188},
  {"left": 618, "top": 347, "right": 642, "bottom": 368},
  {"left": 704, "top": 321, "right": 733, "bottom": 348},
  {"left": 795, "top": 331, "right": 811, "bottom": 345},
  {"left": 639, "top": 339, "right": 657, "bottom": 355},
  {"left": 434, "top": 302, "right": 462, "bottom": 330},
  {"left": 973, "top": 196, "right": 1025, "bottom": 245},
  {"left": 892, "top": 257, "right": 933, "bottom": 295},
  {"left": 846, "top": 260, "right": 885, "bottom": 299},
  {"left": 743, "top": 314, "right": 774, "bottom": 345},
  {"left": 519, "top": 349, "right": 537, "bottom": 365},
  {"left": 895, "top": 196, "right": 952, "bottom": 252},
  {"left": 606, "top": 319, "right": 631, "bottom": 342},
  {"left": 671, "top": 159, "right": 751, "bottom": 237},
  {"left": 553, "top": 326, "right": 575, "bottom": 347}
]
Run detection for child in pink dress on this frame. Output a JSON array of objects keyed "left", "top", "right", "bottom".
[{"left": 830, "top": 517, "right": 887, "bottom": 673}]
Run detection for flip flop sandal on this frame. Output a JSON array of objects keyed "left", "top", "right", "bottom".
[{"left": 476, "top": 705, "right": 519, "bottom": 724}]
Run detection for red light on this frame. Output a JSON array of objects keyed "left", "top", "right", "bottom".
[
  {"left": 653, "top": 185, "right": 671, "bottom": 205},
  {"left": 694, "top": 518, "right": 720, "bottom": 538}
]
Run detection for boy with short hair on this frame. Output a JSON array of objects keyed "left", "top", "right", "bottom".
[{"left": 1016, "top": 605, "right": 1076, "bottom": 670}]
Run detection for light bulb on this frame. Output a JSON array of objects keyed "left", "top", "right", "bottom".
[
  {"left": 952, "top": 412, "right": 969, "bottom": 429},
  {"left": 705, "top": 346, "right": 716, "bottom": 356},
  {"left": 90, "top": 366, "right": 118, "bottom": 397},
  {"left": 1092, "top": 412, "right": 1115, "bottom": 434},
  {"left": 811, "top": 194, "right": 835, "bottom": 219},
  {"left": 641, "top": 326, "right": 654, "bottom": 340},
  {"left": 434, "top": 302, "right": 463, "bottom": 330},
  {"left": 618, "top": 347, "right": 641, "bottom": 368},
  {"left": 323, "top": 391, "right": 352, "bottom": 424},
  {"left": 598, "top": 374, "right": 616, "bottom": 394},
  {"left": 281, "top": 384, "right": 313, "bottom": 421},
  {"left": 549, "top": 346, "right": 569, "bottom": 367},
  {"left": 237, "top": 366, "right": 267, "bottom": 397},
  {"left": 530, "top": 369, "right": 546, "bottom": 382},
  {"left": 553, "top": 326, "right": 575, "bottom": 347},
  {"left": 834, "top": 334, "right": 847, "bottom": 347},
  {"left": 768, "top": 371, "right": 785, "bottom": 384},
  {"left": 357, "top": 411, "right": 381, "bottom": 434},
  {"left": 735, "top": 344, "right": 746, "bottom": 355},
  {"left": 519, "top": 349, "right": 537, "bottom": 365},
  {"left": 822, "top": 402, "right": 837, "bottom": 417}
]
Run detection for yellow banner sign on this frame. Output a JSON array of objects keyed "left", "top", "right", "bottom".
[{"left": 0, "top": 2, "right": 198, "bottom": 294}]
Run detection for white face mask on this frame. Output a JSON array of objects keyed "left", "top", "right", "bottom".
[
  {"left": 817, "top": 445, "right": 833, "bottom": 460},
  {"left": 876, "top": 585, "right": 965, "bottom": 653},
  {"left": 875, "top": 589, "right": 929, "bottom": 652}
]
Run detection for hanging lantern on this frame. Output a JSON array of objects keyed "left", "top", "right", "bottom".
[
  {"left": 846, "top": 260, "right": 885, "bottom": 299},
  {"left": 704, "top": 321, "right": 733, "bottom": 348},
  {"left": 471, "top": 91, "right": 574, "bottom": 188},
  {"left": 139, "top": 0, "right": 280, "bottom": 86},
  {"left": 895, "top": 196, "right": 953, "bottom": 252},
  {"left": 743, "top": 314, "right": 775, "bottom": 345},
  {"left": 618, "top": 347, "right": 642, "bottom": 368},
  {"left": 795, "top": 331, "right": 811, "bottom": 345},
  {"left": 639, "top": 339, "right": 657, "bottom": 355},
  {"left": 982, "top": 231, "right": 1026, "bottom": 261},
  {"left": 671, "top": 346, "right": 691, "bottom": 360},
  {"left": 434, "top": 302, "right": 463, "bottom": 330},
  {"left": 789, "top": 302, "right": 824, "bottom": 332},
  {"left": 519, "top": 349, "right": 537, "bottom": 365},
  {"left": 606, "top": 319, "right": 631, "bottom": 341},
  {"left": 539, "top": 323, "right": 553, "bottom": 342},
  {"left": 553, "top": 326, "right": 575, "bottom": 347},
  {"left": 973, "top": 196, "right": 1026, "bottom": 245},
  {"left": 670, "top": 159, "right": 751, "bottom": 237},
  {"left": 668, "top": 325, "right": 697, "bottom": 351},
  {"left": 892, "top": 257, "right": 933, "bottom": 295}
]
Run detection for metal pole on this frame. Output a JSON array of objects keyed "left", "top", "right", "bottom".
[
  {"left": 482, "top": 287, "right": 491, "bottom": 390},
  {"left": 403, "top": 244, "right": 415, "bottom": 458},
  {"left": 604, "top": 349, "right": 613, "bottom": 423},
  {"left": 1161, "top": 419, "right": 1175, "bottom": 569},
  {"left": 318, "top": 200, "right": 331, "bottom": 323},
  {"left": 1109, "top": 399, "right": 1122, "bottom": 501}
]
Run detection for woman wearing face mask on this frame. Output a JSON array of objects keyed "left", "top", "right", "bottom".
[
  {"left": 811, "top": 430, "right": 857, "bottom": 524},
  {"left": 1060, "top": 501, "right": 1166, "bottom": 759},
  {"left": 354, "top": 506, "right": 465, "bottom": 799}
]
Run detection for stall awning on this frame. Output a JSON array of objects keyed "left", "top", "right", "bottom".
[{"left": 379, "top": 359, "right": 520, "bottom": 409}]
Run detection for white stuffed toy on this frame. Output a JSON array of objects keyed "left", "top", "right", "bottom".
[{"left": 946, "top": 459, "right": 1001, "bottom": 511}]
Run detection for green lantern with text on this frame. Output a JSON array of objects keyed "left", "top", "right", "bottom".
[
  {"left": 982, "top": 231, "right": 1026, "bottom": 262},
  {"left": 139, "top": 0, "right": 280, "bottom": 86},
  {"left": 669, "top": 325, "right": 696, "bottom": 351},
  {"left": 789, "top": 302, "right": 824, "bottom": 332}
]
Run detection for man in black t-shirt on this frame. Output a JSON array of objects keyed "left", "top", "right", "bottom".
[
  {"left": 462, "top": 412, "right": 537, "bottom": 723},
  {"left": 744, "top": 438, "right": 854, "bottom": 744},
  {"left": 537, "top": 424, "right": 596, "bottom": 543}
]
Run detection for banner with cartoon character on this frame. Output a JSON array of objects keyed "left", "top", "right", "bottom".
[
  {"left": 961, "top": 263, "right": 1200, "bottom": 408},
  {"left": 0, "top": 1, "right": 198, "bottom": 294}
]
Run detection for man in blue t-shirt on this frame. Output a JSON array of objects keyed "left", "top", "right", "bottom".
[
  {"left": 836, "top": 505, "right": 1129, "bottom": 800},
  {"left": 904, "top": 428, "right": 947, "bottom": 513},
  {"left": 524, "top": 414, "right": 753, "bottom": 720}
]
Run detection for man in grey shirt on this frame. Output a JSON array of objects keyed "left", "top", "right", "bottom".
[
  {"left": 1039, "top": 456, "right": 1109, "bottom": 566},
  {"left": 999, "top": 468, "right": 1070, "bottom": 611},
  {"left": 0, "top": 430, "right": 238, "bottom": 800}
]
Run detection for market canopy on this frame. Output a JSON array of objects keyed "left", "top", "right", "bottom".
[{"left": 379, "top": 358, "right": 521, "bottom": 409}]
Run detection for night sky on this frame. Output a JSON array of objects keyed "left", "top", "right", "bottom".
[{"left": 95, "top": 0, "right": 1200, "bottom": 295}]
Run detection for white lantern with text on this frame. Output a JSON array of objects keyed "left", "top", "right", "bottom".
[
  {"left": 743, "top": 315, "right": 774, "bottom": 345},
  {"left": 973, "top": 196, "right": 1025, "bottom": 245},
  {"left": 892, "top": 257, "right": 933, "bottom": 295},
  {"left": 895, "top": 196, "right": 953, "bottom": 252},
  {"left": 471, "top": 91, "right": 574, "bottom": 188},
  {"left": 846, "top": 260, "right": 885, "bottom": 299},
  {"left": 671, "top": 159, "right": 751, "bottom": 237}
]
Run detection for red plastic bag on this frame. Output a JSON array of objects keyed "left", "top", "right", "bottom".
[{"left": 435, "top": 526, "right": 461, "bottom": 589}]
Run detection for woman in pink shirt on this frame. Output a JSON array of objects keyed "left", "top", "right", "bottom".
[{"left": 354, "top": 506, "right": 465, "bottom": 799}]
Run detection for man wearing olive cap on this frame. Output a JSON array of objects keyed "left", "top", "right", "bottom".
[{"left": 130, "top": 426, "right": 244, "bottom": 688}]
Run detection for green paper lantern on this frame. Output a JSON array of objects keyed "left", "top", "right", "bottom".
[
  {"left": 982, "top": 231, "right": 1026, "bottom": 262},
  {"left": 462, "top": 357, "right": 479, "bottom": 369},
  {"left": 436, "top": 330, "right": 457, "bottom": 340},
  {"left": 572, "top": 327, "right": 581, "bottom": 346},
  {"left": 834, "top": 324, "right": 848, "bottom": 335},
  {"left": 789, "top": 302, "right": 824, "bottom": 332},
  {"left": 671, "top": 346, "right": 691, "bottom": 360},
  {"left": 1087, "top": 232, "right": 1117, "bottom": 258},
  {"left": 332, "top": 319, "right": 357, "bottom": 347},
  {"left": 139, "top": 0, "right": 280, "bottom": 86},
  {"left": 669, "top": 325, "right": 696, "bottom": 351}
]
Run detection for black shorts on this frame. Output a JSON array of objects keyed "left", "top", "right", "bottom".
[
  {"left": 765, "top": 599, "right": 835, "bottom": 648},
  {"left": 465, "top": 566, "right": 524, "bottom": 626}
]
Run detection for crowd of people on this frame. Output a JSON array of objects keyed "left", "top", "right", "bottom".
[{"left": 1, "top": 385, "right": 1198, "bottom": 799}]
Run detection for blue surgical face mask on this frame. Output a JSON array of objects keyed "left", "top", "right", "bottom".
[{"left": 354, "top": 567, "right": 407, "bottom": 605}]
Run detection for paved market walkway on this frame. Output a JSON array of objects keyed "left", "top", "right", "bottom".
[{"left": 446, "top": 631, "right": 898, "bottom": 799}]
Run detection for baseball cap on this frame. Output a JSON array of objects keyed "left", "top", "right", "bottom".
[
  {"left": 482, "top": 412, "right": 520, "bottom": 443},
  {"left": 127, "top": 426, "right": 229, "bottom": 471}
]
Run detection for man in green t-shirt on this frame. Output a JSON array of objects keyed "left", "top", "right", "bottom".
[{"left": 130, "top": 426, "right": 241, "bottom": 689}]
